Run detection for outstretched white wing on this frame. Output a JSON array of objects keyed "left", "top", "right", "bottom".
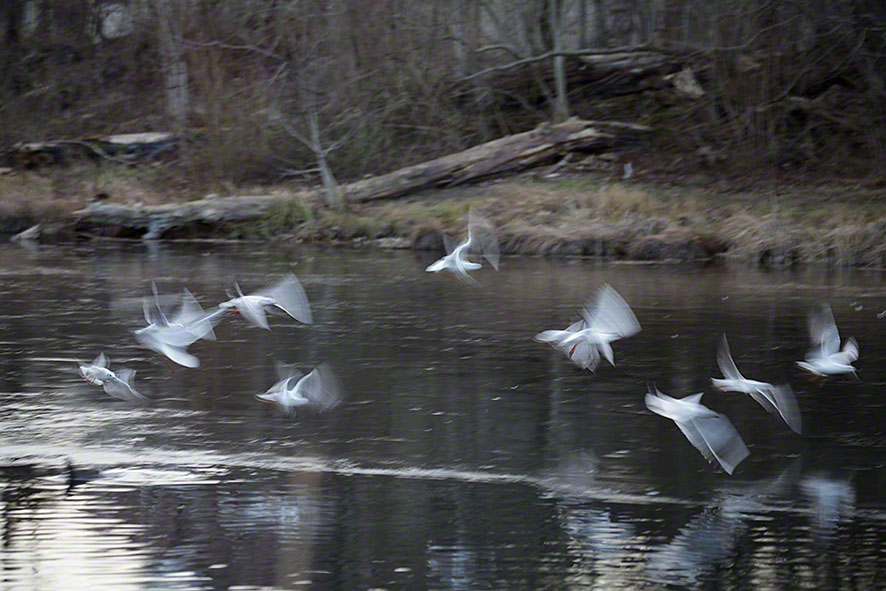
[
  {"left": 295, "top": 363, "right": 343, "bottom": 412},
  {"left": 239, "top": 297, "right": 271, "bottom": 330},
  {"left": 807, "top": 304, "right": 840, "bottom": 358},
  {"left": 831, "top": 337, "right": 859, "bottom": 364},
  {"left": 467, "top": 209, "right": 500, "bottom": 271},
  {"left": 716, "top": 334, "right": 744, "bottom": 381},
  {"left": 685, "top": 415, "right": 749, "bottom": 475},
  {"left": 263, "top": 273, "right": 313, "bottom": 325},
  {"left": 749, "top": 384, "right": 802, "bottom": 434},
  {"left": 584, "top": 284, "right": 641, "bottom": 340},
  {"left": 102, "top": 368, "right": 148, "bottom": 402},
  {"left": 645, "top": 386, "right": 748, "bottom": 475}
]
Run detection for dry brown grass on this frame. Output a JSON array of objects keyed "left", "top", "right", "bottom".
[
  {"left": 253, "top": 177, "right": 886, "bottom": 265},
  {"left": 0, "top": 170, "right": 86, "bottom": 220},
  {"left": 5, "top": 164, "right": 886, "bottom": 267}
]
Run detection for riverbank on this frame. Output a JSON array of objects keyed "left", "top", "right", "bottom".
[{"left": 2, "top": 165, "right": 886, "bottom": 267}]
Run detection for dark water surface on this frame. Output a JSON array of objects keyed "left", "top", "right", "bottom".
[{"left": 0, "top": 243, "right": 884, "bottom": 590}]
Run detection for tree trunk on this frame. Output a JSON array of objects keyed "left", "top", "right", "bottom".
[
  {"left": 308, "top": 111, "right": 343, "bottom": 210},
  {"left": 551, "top": 0, "right": 569, "bottom": 123},
  {"left": 154, "top": 0, "right": 188, "bottom": 130}
]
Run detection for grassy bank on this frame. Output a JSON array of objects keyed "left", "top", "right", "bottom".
[{"left": 2, "top": 165, "right": 886, "bottom": 267}]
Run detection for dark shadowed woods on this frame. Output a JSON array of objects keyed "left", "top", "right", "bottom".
[{"left": 2, "top": 0, "right": 885, "bottom": 185}]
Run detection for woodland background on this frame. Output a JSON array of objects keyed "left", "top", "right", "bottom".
[{"left": 2, "top": 0, "right": 885, "bottom": 191}]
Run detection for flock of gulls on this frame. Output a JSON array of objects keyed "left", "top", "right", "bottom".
[
  {"left": 78, "top": 273, "right": 342, "bottom": 415},
  {"left": 533, "top": 279, "right": 857, "bottom": 475},
  {"left": 79, "top": 208, "right": 860, "bottom": 476},
  {"left": 427, "top": 209, "right": 859, "bottom": 476}
]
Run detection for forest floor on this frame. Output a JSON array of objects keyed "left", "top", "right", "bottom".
[{"left": 2, "top": 157, "right": 886, "bottom": 267}]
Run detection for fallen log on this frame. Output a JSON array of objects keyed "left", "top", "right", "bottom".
[
  {"left": 343, "top": 118, "right": 652, "bottom": 202},
  {"left": 74, "top": 194, "right": 277, "bottom": 239},
  {"left": 73, "top": 118, "right": 651, "bottom": 238}
]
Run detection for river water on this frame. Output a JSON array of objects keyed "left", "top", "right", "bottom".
[{"left": 0, "top": 243, "right": 884, "bottom": 590}]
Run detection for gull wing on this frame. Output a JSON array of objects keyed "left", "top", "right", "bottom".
[
  {"left": 646, "top": 387, "right": 747, "bottom": 474},
  {"left": 425, "top": 254, "right": 450, "bottom": 273},
  {"left": 238, "top": 297, "right": 271, "bottom": 330},
  {"left": 169, "top": 289, "right": 211, "bottom": 331},
  {"left": 831, "top": 337, "right": 859, "bottom": 364},
  {"left": 534, "top": 318, "right": 586, "bottom": 345},
  {"left": 156, "top": 341, "right": 200, "bottom": 368},
  {"left": 102, "top": 369, "right": 148, "bottom": 402},
  {"left": 149, "top": 281, "right": 171, "bottom": 325},
  {"left": 148, "top": 323, "right": 205, "bottom": 348},
  {"left": 442, "top": 233, "right": 460, "bottom": 256},
  {"left": 680, "top": 415, "right": 749, "bottom": 475},
  {"left": 197, "top": 306, "right": 229, "bottom": 328},
  {"left": 91, "top": 352, "right": 109, "bottom": 369},
  {"left": 749, "top": 384, "right": 802, "bottom": 434},
  {"left": 584, "top": 284, "right": 641, "bottom": 339},
  {"left": 563, "top": 340, "right": 601, "bottom": 371},
  {"left": 263, "top": 273, "right": 313, "bottom": 325},
  {"left": 274, "top": 361, "right": 305, "bottom": 385},
  {"left": 535, "top": 320, "right": 601, "bottom": 371},
  {"left": 467, "top": 209, "right": 500, "bottom": 271},
  {"left": 534, "top": 329, "right": 572, "bottom": 344},
  {"left": 716, "top": 334, "right": 744, "bottom": 381},
  {"left": 451, "top": 263, "right": 482, "bottom": 286},
  {"left": 176, "top": 289, "right": 218, "bottom": 341},
  {"left": 808, "top": 304, "right": 840, "bottom": 356},
  {"left": 260, "top": 376, "right": 298, "bottom": 400},
  {"left": 295, "top": 363, "right": 343, "bottom": 411},
  {"left": 645, "top": 387, "right": 707, "bottom": 420},
  {"left": 142, "top": 292, "right": 165, "bottom": 326}
]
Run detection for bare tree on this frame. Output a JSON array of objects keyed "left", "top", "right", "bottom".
[{"left": 550, "top": 0, "right": 570, "bottom": 122}]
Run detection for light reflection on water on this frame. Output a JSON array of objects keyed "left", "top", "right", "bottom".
[{"left": 1, "top": 243, "right": 885, "bottom": 590}]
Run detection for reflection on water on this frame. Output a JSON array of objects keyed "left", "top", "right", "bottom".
[
  {"left": 800, "top": 474, "right": 856, "bottom": 538},
  {"left": 1, "top": 243, "right": 886, "bottom": 590}
]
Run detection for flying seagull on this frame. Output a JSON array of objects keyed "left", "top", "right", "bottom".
[
  {"left": 77, "top": 353, "right": 147, "bottom": 402},
  {"left": 796, "top": 304, "right": 858, "bottom": 377},
  {"left": 535, "top": 284, "right": 641, "bottom": 372},
  {"left": 645, "top": 384, "right": 749, "bottom": 475},
  {"left": 711, "top": 334, "right": 802, "bottom": 434},
  {"left": 217, "top": 273, "right": 313, "bottom": 330},
  {"left": 134, "top": 284, "right": 220, "bottom": 368},
  {"left": 256, "top": 362, "right": 343, "bottom": 416},
  {"left": 425, "top": 208, "right": 500, "bottom": 286}
]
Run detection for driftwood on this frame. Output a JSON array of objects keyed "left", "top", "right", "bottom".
[
  {"left": 343, "top": 118, "right": 652, "bottom": 202},
  {"left": 75, "top": 194, "right": 277, "bottom": 239},
  {"left": 74, "top": 118, "right": 651, "bottom": 238}
]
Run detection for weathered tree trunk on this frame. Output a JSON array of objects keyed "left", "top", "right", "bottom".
[
  {"left": 342, "top": 117, "right": 652, "bottom": 202},
  {"left": 74, "top": 195, "right": 279, "bottom": 239}
]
